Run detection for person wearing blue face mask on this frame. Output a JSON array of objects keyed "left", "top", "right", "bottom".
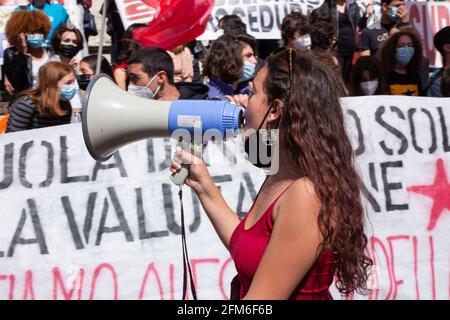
[
  {"left": 203, "top": 34, "right": 258, "bottom": 99},
  {"left": 6, "top": 62, "right": 74, "bottom": 132},
  {"left": 358, "top": 0, "right": 408, "bottom": 58},
  {"left": 380, "top": 28, "right": 425, "bottom": 96},
  {"left": 2, "top": 10, "right": 51, "bottom": 98},
  {"left": 237, "top": 34, "right": 258, "bottom": 83},
  {"left": 16, "top": 0, "right": 69, "bottom": 43}
]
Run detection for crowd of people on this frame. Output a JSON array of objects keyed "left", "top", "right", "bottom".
[{"left": 0, "top": 0, "right": 449, "bottom": 133}]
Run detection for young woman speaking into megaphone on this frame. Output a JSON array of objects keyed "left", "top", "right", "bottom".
[{"left": 170, "top": 49, "right": 373, "bottom": 300}]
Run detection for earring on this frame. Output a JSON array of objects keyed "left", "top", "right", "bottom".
[{"left": 263, "top": 123, "right": 274, "bottom": 146}]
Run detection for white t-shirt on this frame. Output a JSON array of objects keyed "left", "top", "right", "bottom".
[{"left": 31, "top": 51, "right": 50, "bottom": 85}]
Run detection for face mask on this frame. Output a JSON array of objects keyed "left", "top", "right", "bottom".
[
  {"left": 127, "top": 74, "right": 160, "bottom": 99},
  {"left": 360, "top": 80, "right": 379, "bottom": 95},
  {"left": 396, "top": 47, "right": 415, "bottom": 66},
  {"left": 239, "top": 61, "right": 256, "bottom": 83},
  {"left": 389, "top": 6, "right": 399, "bottom": 22},
  {"left": 26, "top": 34, "right": 45, "bottom": 48},
  {"left": 59, "top": 44, "right": 80, "bottom": 58},
  {"left": 293, "top": 35, "right": 311, "bottom": 51},
  {"left": 77, "top": 74, "right": 91, "bottom": 91},
  {"left": 244, "top": 106, "right": 275, "bottom": 168},
  {"left": 60, "top": 84, "right": 77, "bottom": 101}
]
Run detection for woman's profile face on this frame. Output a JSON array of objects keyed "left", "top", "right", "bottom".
[{"left": 244, "top": 66, "right": 269, "bottom": 132}]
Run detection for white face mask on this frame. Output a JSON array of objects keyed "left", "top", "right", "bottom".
[
  {"left": 360, "top": 80, "right": 379, "bottom": 95},
  {"left": 293, "top": 35, "right": 311, "bottom": 51},
  {"left": 127, "top": 74, "right": 160, "bottom": 99}
]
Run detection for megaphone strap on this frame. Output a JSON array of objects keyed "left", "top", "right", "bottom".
[{"left": 179, "top": 187, "right": 197, "bottom": 300}]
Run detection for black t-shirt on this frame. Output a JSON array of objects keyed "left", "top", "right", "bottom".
[
  {"left": 358, "top": 22, "right": 395, "bottom": 55},
  {"left": 337, "top": 8, "right": 356, "bottom": 55},
  {"left": 387, "top": 71, "right": 424, "bottom": 96}
]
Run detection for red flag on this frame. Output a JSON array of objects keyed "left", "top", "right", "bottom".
[{"left": 133, "top": 0, "right": 214, "bottom": 50}]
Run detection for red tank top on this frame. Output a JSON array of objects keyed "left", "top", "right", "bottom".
[{"left": 229, "top": 183, "right": 336, "bottom": 300}]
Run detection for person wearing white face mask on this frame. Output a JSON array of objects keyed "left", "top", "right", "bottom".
[
  {"left": 350, "top": 56, "right": 386, "bottom": 96},
  {"left": 6, "top": 62, "right": 74, "bottom": 132},
  {"left": 127, "top": 47, "right": 209, "bottom": 101}
]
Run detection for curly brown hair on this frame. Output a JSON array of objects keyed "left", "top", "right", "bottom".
[
  {"left": 265, "top": 49, "right": 372, "bottom": 296},
  {"left": 5, "top": 10, "right": 51, "bottom": 44},
  {"left": 380, "top": 28, "right": 424, "bottom": 74},
  {"left": 202, "top": 34, "right": 243, "bottom": 83}
]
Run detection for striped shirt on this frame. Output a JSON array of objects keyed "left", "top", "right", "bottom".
[{"left": 6, "top": 96, "right": 71, "bottom": 133}]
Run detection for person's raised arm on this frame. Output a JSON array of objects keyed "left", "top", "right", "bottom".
[{"left": 170, "top": 147, "right": 240, "bottom": 250}]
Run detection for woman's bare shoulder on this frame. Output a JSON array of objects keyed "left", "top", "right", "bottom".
[{"left": 273, "top": 177, "right": 321, "bottom": 222}]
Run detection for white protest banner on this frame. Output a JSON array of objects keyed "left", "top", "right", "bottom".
[
  {"left": 0, "top": 96, "right": 450, "bottom": 300},
  {"left": 0, "top": 124, "right": 265, "bottom": 299},
  {"left": 407, "top": 1, "right": 450, "bottom": 68}
]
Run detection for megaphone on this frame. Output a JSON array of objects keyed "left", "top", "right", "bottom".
[{"left": 82, "top": 74, "right": 244, "bottom": 184}]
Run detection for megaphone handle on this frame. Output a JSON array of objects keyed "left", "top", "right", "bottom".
[{"left": 170, "top": 164, "right": 190, "bottom": 186}]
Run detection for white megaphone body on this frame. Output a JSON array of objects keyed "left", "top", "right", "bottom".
[{"left": 82, "top": 74, "right": 244, "bottom": 185}]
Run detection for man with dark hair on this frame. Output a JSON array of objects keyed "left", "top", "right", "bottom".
[
  {"left": 428, "top": 26, "right": 450, "bottom": 97},
  {"left": 358, "top": 0, "right": 408, "bottom": 57},
  {"left": 127, "top": 47, "right": 209, "bottom": 100}
]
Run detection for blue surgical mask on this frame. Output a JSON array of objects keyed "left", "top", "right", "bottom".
[
  {"left": 239, "top": 61, "right": 256, "bottom": 83},
  {"left": 26, "top": 34, "right": 45, "bottom": 48},
  {"left": 389, "top": 6, "right": 399, "bottom": 22},
  {"left": 60, "top": 84, "right": 77, "bottom": 101},
  {"left": 127, "top": 74, "right": 160, "bottom": 99},
  {"left": 396, "top": 47, "right": 415, "bottom": 66}
]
